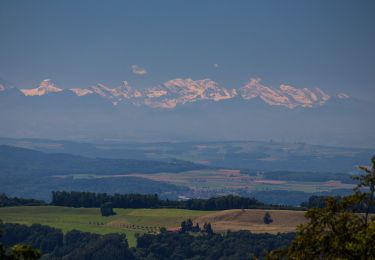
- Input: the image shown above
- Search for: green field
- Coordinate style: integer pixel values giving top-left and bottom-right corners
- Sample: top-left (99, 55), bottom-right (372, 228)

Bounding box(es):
top-left (0, 206), bottom-right (212, 247)
top-left (126, 169), bottom-right (354, 193)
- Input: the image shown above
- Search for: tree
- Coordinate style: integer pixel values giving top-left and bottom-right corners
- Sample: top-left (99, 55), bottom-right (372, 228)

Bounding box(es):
top-left (263, 212), bottom-right (273, 224)
top-left (300, 195), bottom-right (330, 209)
top-left (0, 221), bottom-right (41, 260)
top-left (180, 219), bottom-right (193, 233)
top-left (0, 242), bottom-right (6, 259)
top-left (100, 202), bottom-right (116, 216)
top-left (268, 156), bottom-right (375, 259)
top-left (193, 223), bottom-right (201, 232)
top-left (10, 244), bottom-right (41, 260)
top-left (203, 223), bottom-right (213, 235)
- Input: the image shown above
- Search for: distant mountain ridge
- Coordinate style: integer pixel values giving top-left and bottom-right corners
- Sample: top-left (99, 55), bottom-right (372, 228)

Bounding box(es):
top-left (0, 76), bottom-right (373, 148)
top-left (1, 77), bottom-right (350, 109)
top-left (0, 145), bottom-right (205, 176)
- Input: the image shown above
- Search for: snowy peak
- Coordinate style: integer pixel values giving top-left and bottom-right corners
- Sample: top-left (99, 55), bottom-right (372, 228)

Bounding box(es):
top-left (70, 81), bottom-right (143, 105)
top-left (21, 79), bottom-right (63, 96)
top-left (69, 88), bottom-right (93, 96)
top-left (279, 85), bottom-right (330, 107)
top-left (115, 81), bottom-right (143, 99)
top-left (240, 78), bottom-right (292, 107)
top-left (240, 78), bottom-right (331, 108)
top-left (144, 78), bottom-right (236, 108)
top-left (163, 78), bottom-right (236, 102)
top-left (161, 78), bottom-right (235, 102)
top-left (4, 76), bottom-right (346, 109)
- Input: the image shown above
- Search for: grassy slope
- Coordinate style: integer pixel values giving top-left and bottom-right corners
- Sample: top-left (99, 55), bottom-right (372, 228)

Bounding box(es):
top-left (0, 206), bottom-right (307, 247)
top-left (195, 209), bottom-right (307, 233)
top-left (0, 206), bottom-right (210, 246)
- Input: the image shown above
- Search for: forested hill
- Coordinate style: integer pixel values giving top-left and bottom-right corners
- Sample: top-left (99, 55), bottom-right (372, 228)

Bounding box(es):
top-left (0, 145), bottom-right (205, 176)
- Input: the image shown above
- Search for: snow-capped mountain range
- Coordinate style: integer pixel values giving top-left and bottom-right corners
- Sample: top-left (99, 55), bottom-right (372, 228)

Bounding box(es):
top-left (0, 76), bottom-right (374, 148)
top-left (0, 77), bottom-right (349, 109)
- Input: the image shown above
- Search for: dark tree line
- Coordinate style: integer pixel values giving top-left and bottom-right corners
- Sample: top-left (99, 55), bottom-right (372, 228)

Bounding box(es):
top-left (301, 194), bottom-right (375, 213)
top-left (0, 221), bottom-right (41, 260)
top-left (0, 193), bottom-right (46, 207)
top-left (0, 221), bottom-right (294, 259)
top-left (1, 223), bottom-right (63, 254)
top-left (180, 219), bottom-right (202, 233)
top-left (136, 230), bottom-right (294, 259)
top-left (300, 195), bottom-right (340, 209)
top-left (52, 191), bottom-right (160, 208)
top-left (181, 196), bottom-right (262, 210)
top-left (52, 191), bottom-right (269, 211)
top-left (0, 222), bottom-right (134, 259)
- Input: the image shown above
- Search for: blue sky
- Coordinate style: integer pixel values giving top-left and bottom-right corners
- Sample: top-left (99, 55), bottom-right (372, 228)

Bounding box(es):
top-left (0, 0), bottom-right (374, 100)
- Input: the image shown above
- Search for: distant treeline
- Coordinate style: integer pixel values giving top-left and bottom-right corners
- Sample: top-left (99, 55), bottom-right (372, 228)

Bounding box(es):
top-left (300, 195), bottom-right (338, 208)
top-left (0, 193), bottom-right (46, 207)
top-left (301, 195), bottom-right (375, 213)
top-left (51, 191), bottom-right (300, 210)
top-left (52, 191), bottom-right (161, 209)
top-left (0, 222), bottom-right (294, 259)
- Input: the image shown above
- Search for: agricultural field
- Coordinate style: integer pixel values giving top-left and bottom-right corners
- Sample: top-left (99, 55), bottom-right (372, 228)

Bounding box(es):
top-left (195, 209), bottom-right (307, 233)
top-left (0, 143), bottom-right (361, 205)
top-left (125, 169), bottom-right (354, 194)
top-left (59, 168), bottom-right (355, 205)
top-left (0, 206), bottom-right (209, 246)
top-left (0, 206), bottom-right (307, 247)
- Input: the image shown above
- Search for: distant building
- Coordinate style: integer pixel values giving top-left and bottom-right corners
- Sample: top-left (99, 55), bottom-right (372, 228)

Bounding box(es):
top-left (167, 227), bottom-right (181, 233)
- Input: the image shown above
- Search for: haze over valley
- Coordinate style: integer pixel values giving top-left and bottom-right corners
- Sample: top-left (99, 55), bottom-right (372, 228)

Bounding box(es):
top-left (1, 1), bottom-right (375, 258)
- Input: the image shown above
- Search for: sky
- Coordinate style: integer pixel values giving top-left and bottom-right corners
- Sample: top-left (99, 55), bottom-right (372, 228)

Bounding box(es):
top-left (0, 0), bottom-right (374, 100)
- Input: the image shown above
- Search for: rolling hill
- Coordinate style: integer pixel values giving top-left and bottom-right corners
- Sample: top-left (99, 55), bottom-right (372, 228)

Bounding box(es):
top-left (0, 145), bottom-right (205, 176)
top-left (0, 206), bottom-right (305, 247)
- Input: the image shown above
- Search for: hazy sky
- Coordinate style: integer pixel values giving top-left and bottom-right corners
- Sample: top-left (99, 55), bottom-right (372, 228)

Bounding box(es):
top-left (1, 0), bottom-right (374, 100)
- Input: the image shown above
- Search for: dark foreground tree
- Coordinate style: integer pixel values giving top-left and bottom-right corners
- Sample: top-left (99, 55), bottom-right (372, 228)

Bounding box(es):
top-left (268, 156), bottom-right (375, 259)
top-left (0, 221), bottom-right (41, 260)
